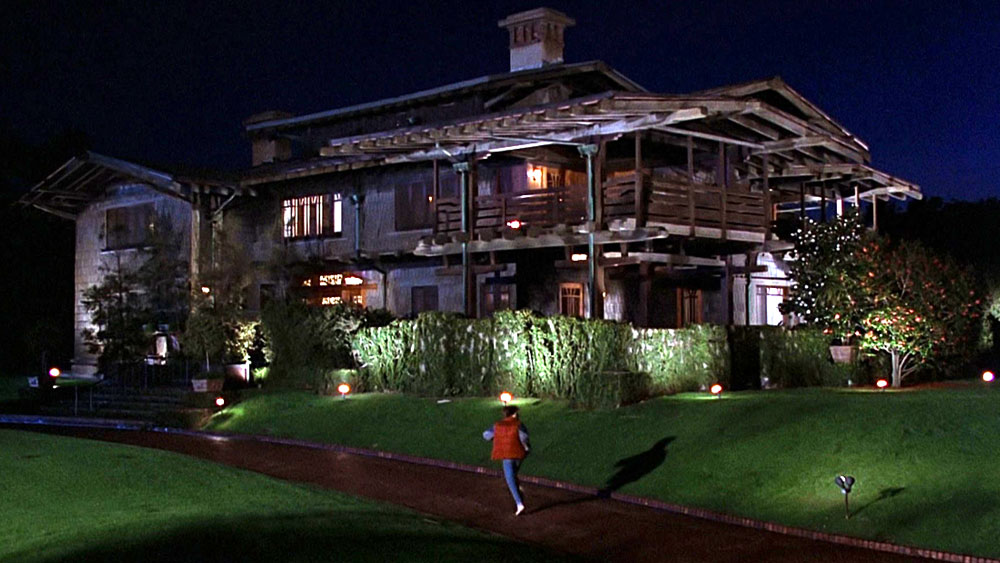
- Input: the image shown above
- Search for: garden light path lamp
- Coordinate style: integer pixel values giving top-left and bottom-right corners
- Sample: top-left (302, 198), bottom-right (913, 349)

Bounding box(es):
top-left (710, 384), bottom-right (723, 398)
top-left (215, 396), bottom-right (226, 408)
top-left (338, 383), bottom-right (351, 399)
top-left (983, 371), bottom-right (995, 383)
top-left (499, 391), bottom-right (512, 406)
top-left (876, 379), bottom-right (888, 391)
top-left (48, 367), bottom-right (60, 378)
top-left (834, 475), bottom-right (856, 519)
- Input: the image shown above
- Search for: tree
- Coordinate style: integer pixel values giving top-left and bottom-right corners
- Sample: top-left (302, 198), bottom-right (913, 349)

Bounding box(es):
top-left (783, 217), bottom-right (981, 387)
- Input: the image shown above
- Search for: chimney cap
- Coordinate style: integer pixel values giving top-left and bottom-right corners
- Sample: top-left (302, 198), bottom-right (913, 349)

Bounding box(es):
top-left (498, 7), bottom-right (576, 29)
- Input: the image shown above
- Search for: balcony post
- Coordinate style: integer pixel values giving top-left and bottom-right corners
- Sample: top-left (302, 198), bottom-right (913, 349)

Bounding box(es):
top-left (579, 143), bottom-right (600, 319)
top-left (454, 161), bottom-right (473, 317)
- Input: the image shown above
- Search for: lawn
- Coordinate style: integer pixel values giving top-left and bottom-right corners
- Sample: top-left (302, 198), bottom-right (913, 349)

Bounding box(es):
top-left (206, 384), bottom-right (1000, 558)
top-left (0, 429), bottom-right (574, 563)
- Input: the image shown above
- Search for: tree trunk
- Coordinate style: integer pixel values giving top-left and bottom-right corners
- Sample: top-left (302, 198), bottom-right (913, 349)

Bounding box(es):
top-left (890, 350), bottom-right (903, 388)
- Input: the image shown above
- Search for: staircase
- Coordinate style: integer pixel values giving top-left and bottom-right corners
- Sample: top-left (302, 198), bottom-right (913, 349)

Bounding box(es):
top-left (39, 383), bottom-right (211, 427)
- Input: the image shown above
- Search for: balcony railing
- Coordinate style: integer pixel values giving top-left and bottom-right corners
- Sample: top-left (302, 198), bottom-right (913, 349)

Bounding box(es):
top-left (435, 174), bottom-right (767, 238)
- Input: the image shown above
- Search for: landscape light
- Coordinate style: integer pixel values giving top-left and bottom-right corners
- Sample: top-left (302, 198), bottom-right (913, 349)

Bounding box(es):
top-left (710, 384), bottom-right (723, 398)
top-left (983, 371), bottom-right (995, 383)
top-left (338, 383), bottom-right (351, 399)
top-left (834, 475), bottom-right (856, 519)
top-left (48, 367), bottom-right (61, 378)
top-left (506, 219), bottom-right (522, 230)
top-left (876, 379), bottom-right (888, 390)
top-left (499, 391), bottom-right (513, 405)
top-left (215, 396), bottom-right (225, 407)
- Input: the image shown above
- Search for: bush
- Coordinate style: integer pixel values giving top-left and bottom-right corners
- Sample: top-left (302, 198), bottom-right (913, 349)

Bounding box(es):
top-left (574, 371), bottom-right (650, 409)
top-left (627, 324), bottom-right (728, 393)
top-left (759, 326), bottom-right (851, 388)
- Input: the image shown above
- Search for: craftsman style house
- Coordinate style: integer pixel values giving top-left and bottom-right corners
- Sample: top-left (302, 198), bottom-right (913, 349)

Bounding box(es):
top-left (21, 8), bottom-right (921, 375)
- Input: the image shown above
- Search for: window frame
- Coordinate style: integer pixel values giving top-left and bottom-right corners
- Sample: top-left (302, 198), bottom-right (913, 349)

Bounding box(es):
top-left (282, 193), bottom-right (343, 239)
top-left (559, 282), bottom-right (584, 318)
top-left (104, 203), bottom-right (156, 250)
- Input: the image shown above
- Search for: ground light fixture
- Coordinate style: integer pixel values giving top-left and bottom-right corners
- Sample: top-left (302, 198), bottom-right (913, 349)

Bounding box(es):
top-left (506, 219), bottom-right (522, 229)
top-left (499, 391), bottom-right (513, 405)
top-left (876, 378), bottom-right (889, 390)
top-left (338, 383), bottom-right (351, 399)
top-left (983, 371), bottom-right (995, 383)
top-left (834, 475), bottom-right (856, 519)
top-left (710, 384), bottom-right (723, 398)
top-left (215, 396), bottom-right (225, 407)
top-left (48, 367), bottom-right (61, 378)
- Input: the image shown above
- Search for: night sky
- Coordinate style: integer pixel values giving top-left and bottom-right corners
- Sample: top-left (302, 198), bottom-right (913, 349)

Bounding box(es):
top-left (3, 0), bottom-right (998, 201)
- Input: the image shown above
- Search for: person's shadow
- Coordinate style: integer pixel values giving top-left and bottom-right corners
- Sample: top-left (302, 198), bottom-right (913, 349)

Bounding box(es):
top-left (530, 437), bottom-right (675, 514)
top-left (599, 436), bottom-right (675, 496)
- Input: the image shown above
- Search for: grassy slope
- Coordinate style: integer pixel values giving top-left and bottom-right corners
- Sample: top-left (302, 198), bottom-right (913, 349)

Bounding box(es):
top-left (0, 429), bottom-right (572, 563)
top-left (206, 386), bottom-right (1000, 558)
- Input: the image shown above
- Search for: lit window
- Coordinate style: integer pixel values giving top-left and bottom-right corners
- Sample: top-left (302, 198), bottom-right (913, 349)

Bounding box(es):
top-left (321, 296), bottom-right (343, 306)
top-left (319, 274), bottom-right (343, 286)
top-left (282, 194), bottom-right (342, 238)
top-left (559, 283), bottom-right (584, 318)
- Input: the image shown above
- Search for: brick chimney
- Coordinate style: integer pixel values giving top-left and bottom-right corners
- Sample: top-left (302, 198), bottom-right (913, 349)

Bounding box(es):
top-left (498, 8), bottom-right (575, 72)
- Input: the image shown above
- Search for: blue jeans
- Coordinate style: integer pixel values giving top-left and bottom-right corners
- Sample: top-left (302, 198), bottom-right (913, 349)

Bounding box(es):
top-left (502, 459), bottom-right (523, 506)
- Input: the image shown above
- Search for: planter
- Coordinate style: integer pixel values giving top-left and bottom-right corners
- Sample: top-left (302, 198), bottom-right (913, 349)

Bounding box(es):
top-left (191, 378), bottom-right (224, 393)
top-left (829, 345), bottom-right (857, 364)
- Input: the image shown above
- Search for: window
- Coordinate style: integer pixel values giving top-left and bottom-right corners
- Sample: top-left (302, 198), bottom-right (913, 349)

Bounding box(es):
top-left (559, 283), bottom-right (584, 317)
top-left (411, 286), bottom-right (439, 315)
top-left (758, 286), bottom-right (787, 326)
top-left (395, 182), bottom-right (434, 231)
top-left (105, 203), bottom-right (155, 250)
top-left (677, 288), bottom-right (702, 327)
top-left (298, 272), bottom-right (369, 307)
top-left (481, 283), bottom-right (513, 317)
top-left (282, 194), bottom-right (342, 238)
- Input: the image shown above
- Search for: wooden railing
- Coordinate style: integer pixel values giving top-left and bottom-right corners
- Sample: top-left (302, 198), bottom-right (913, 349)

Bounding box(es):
top-left (435, 174), bottom-right (766, 237)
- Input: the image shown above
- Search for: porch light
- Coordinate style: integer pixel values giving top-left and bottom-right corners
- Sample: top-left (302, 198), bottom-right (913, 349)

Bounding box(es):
top-left (499, 391), bottom-right (513, 405)
top-left (338, 383), bottom-right (351, 399)
top-left (876, 379), bottom-right (888, 390)
top-left (710, 384), bottom-right (723, 397)
top-left (215, 396), bottom-right (225, 407)
top-left (344, 275), bottom-right (363, 286)
top-left (570, 253), bottom-right (588, 262)
top-left (506, 219), bottom-right (522, 229)
top-left (983, 371), bottom-right (995, 383)
top-left (48, 367), bottom-right (60, 378)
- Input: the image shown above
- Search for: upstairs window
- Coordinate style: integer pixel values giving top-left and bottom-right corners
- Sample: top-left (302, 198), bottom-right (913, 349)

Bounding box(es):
top-left (395, 182), bottom-right (434, 231)
top-left (106, 203), bottom-right (155, 250)
top-left (283, 194), bottom-right (342, 238)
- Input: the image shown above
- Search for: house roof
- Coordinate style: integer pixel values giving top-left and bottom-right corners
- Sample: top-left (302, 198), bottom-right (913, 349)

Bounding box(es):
top-left (18, 152), bottom-right (244, 220)
top-left (244, 60), bottom-right (645, 133)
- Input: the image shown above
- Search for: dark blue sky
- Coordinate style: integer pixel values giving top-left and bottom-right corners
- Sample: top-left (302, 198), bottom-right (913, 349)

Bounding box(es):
top-left (3, 1), bottom-right (997, 200)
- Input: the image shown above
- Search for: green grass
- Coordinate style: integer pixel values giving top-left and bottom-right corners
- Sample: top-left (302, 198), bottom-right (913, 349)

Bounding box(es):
top-left (206, 385), bottom-right (1000, 558)
top-left (0, 429), bottom-right (573, 563)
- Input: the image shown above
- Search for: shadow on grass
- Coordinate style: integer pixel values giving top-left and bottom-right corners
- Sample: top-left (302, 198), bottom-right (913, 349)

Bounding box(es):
top-left (21, 510), bottom-right (575, 563)
top-left (850, 486), bottom-right (906, 518)
top-left (532, 437), bottom-right (675, 514)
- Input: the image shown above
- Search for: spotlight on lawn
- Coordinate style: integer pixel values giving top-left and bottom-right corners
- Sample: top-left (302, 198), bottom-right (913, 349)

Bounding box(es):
top-left (983, 371), bottom-right (995, 383)
top-left (499, 391), bottom-right (513, 405)
top-left (337, 383), bottom-right (351, 399)
top-left (834, 475), bottom-right (856, 519)
top-left (214, 396), bottom-right (225, 407)
top-left (48, 367), bottom-right (61, 378)
top-left (710, 383), bottom-right (723, 398)
top-left (876, 379), bottom-right (888, 390)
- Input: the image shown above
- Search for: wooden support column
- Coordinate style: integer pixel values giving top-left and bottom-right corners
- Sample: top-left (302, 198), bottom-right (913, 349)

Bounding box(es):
top-left (687, 136), bottom-right (696, 236)
top-left (432, 159), bottom-right (440, 234)
top-left (871, 193), bottom-right (878, 231)
top-left (634, 132), bottom-right (646, 228)
top-left (820, 182), bottom-right (827, 223)
top-left (762, 153), bottom-right (771, 240)
top-left (718, 142), bottom-right (728, 241)
top-left (744, 251), bottom-right (756, 326)
top-left (725, 255), bottom-right (734, 326)
top-left (579, 143), bottom-right (601, 319)
top-left (799, 183), bottom-right (807, 231)
top-left (595, 138), bottom-right (606, 227)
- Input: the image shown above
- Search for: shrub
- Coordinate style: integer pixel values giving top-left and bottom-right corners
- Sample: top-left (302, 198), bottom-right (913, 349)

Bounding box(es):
top-left (627, 324), bottom-right (728, 393)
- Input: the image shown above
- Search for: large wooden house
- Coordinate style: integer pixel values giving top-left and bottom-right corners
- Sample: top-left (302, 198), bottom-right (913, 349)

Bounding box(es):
top-left (22, 8), bottom-right (921, 376)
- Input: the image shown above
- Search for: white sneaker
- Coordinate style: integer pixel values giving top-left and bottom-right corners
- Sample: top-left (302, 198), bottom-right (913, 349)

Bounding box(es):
top-left (515, 504), bottom-right (525, 516)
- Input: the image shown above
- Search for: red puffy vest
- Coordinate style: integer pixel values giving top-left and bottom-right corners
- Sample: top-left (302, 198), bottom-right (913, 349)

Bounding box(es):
top-left (491, 417), bottom-right (527, 460)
